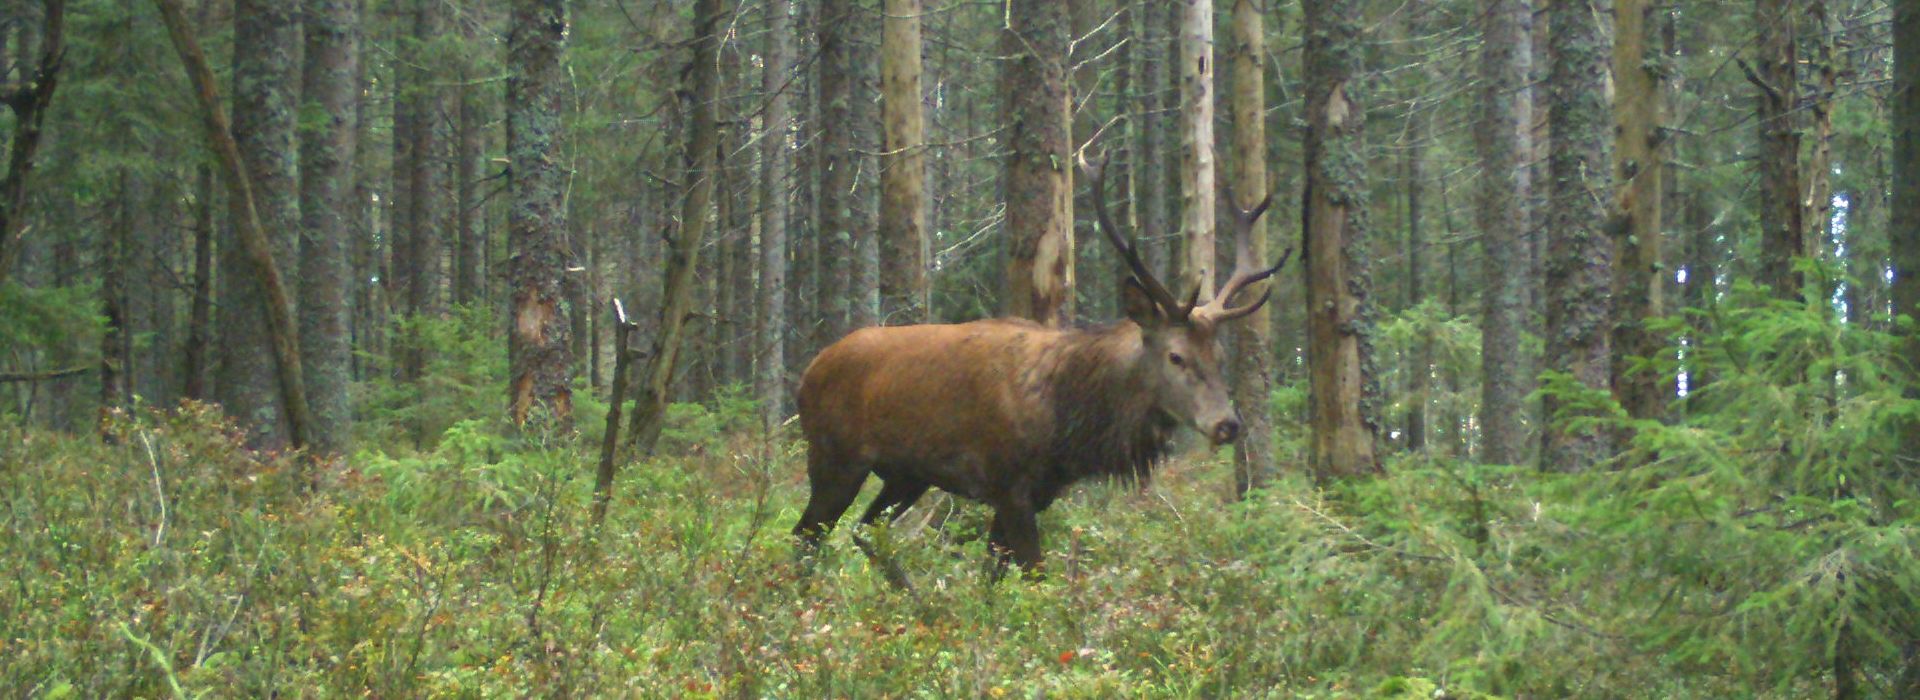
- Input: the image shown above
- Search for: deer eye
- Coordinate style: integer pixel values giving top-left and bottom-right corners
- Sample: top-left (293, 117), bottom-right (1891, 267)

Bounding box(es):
top-left (1168, 352), bottom-right (1186, 368)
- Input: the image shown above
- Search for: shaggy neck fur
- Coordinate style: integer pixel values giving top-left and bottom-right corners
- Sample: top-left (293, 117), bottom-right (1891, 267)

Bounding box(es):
top-left (1040, 322), bottom-right (1176, 493)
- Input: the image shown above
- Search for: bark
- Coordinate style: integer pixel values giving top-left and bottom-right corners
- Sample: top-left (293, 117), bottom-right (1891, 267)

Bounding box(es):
top-left (1227, 0), bottom-right (1273, 496)
top-left (153, 0), bottom-right (314, 451)
top-left (401, 0), bottom-right (447, 381)
top-left (1752, 0), bottom-right (1804, 299)
top-left (1611, 0), bottom-right (1667, 421)
top-left (506, 0), bottom-right (573, 427)
top-left (761, 0), bottom-right (793, 430)
top-left (101, 173), bottom-right (133, 422)
top-left (298, 0), bottom-right (360, 455)
top-left (879, 0), bottom-right (929, 324)
top-left (627, 0), bottom-right (724, 455)
top-left (216, 0), bottom-right (302, 449)
top-left (1895, 0), bottom-right (1920, 482)
top-left (1406, 131), bottom-right (1428, 452)
top-left (454, 33), bottom-right (485, 308)
top-left (1302, 0), bottom-right (1380, 481)
top-left (183, 166), bottom-right (215, 401)
top-left (1478, 0), bottom-right (1535, 465)
top-left (1541, 0), bottom-right (1616, 472)
top-left (815, 0), bottom-right (855, 347)
top-left (1176, 0), bottom-right (1214, 301)
top-left (0, 0), bottom-right (62, 288)
top-left (1805, 0), bottom-right (1836, 296)
top-left (1001, 0), bottom-right (1073, 326)
top-left (1132, 0), bottom-right (1170, 278)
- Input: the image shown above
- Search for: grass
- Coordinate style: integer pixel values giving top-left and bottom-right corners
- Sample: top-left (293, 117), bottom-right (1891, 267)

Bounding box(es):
top-left (0, 401), bottom-right (1896, 698)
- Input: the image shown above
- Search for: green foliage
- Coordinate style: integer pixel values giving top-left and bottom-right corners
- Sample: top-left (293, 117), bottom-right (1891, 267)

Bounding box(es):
top-left (354, 305), bottom-right (511, 447)
top-left (0, 282), bottom-right (103, 362)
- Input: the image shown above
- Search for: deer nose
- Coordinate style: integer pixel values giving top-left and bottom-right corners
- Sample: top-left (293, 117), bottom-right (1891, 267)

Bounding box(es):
top-left (1211, 418), bottom-right (1242, 444)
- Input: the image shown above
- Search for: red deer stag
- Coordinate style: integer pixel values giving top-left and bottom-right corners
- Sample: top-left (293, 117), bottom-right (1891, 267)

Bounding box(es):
top-left (791, 153), bottom-right (1289, 581)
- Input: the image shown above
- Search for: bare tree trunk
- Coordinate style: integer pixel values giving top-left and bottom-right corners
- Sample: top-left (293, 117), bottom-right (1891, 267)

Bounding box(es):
top-left (1132, 0), bottom-right (1170, 279)
top-left (879, 0), bottom-right (929, 325)
top-left (298, 0), bottom-right (360, 455)
top-left (153, 0), bottom-right (314, 451)
top-left (1805, 0), bottom-right (1837, 298)
top-left (1302, 0), bottom-right (1380, 481)
top-left (760, 0), bottom-right (793, 430)
top-left (627, 0), bottom-right (724, 455)
top-left (1002, 0), bottom-right (1073, 326)
top-left (1893, 0), bottom-right (1920, 487)
top-left (815, 0), bottom-right (855, 346)
top-left (0, 0), bottom-right (63, 288)
top-left (1226, 0), bottom-right (1273, 496)
top-left (401, 0), bottom-right (446, 382)
top-left (1176, 0), bottom-right (1214, 302)
top-left (100, 172), bottom-right (133, 426)
top-left (506, 0), bottom-right (574, 427)
top-left (1406, 131), bottom-right (1428, 452)
top-left (1541, 0), bottom-right (1616, 472)
top-left (183, 166), bottom-right (215, 400)
top-left (454, 26), bottom-right (485, 308)
top-left (215, 0), bottom-right (301, 449)
top-left (1611, 0), bottom-right (1667, 421)
top-left (1478, 0), bottom-right (1535, 465)
top-left (1752, 0), bottom-right (1804, 299)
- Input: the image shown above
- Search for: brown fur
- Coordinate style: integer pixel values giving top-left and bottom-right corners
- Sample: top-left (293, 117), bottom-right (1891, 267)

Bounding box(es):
top-left (791, 305), bottom-right (1238, 580)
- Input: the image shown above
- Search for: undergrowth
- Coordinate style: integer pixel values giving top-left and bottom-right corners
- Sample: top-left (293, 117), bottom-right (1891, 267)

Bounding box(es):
top-left (2, 291), bottom-right (1915, 698)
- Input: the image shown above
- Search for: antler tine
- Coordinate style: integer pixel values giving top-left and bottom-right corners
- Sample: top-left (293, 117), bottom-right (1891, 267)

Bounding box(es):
top-left (1078, 150), bottom-right (1183, 316)
top-left (1199, 185), bottom-right (1289, 324)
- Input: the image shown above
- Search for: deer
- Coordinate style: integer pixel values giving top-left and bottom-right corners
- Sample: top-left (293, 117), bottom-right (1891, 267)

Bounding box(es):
top-left (790, 152), bottom-right (1290, 583)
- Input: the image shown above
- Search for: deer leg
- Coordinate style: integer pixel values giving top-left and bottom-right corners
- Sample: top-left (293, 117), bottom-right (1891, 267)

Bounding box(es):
top-left (850, 478), bottom-right (930, 590)
top-left (998, 506), bottom-right (1045, 581)
top-left (858, 478), bottom-right (931, 525)
top-left (985, 511), bottom-right (1013, 582)
top-left (791, 452), bottom-right (868, 556)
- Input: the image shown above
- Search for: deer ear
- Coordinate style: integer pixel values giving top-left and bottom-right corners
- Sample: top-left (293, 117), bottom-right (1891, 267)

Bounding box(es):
top-left (1121, 277), bottom-right (1165, 329)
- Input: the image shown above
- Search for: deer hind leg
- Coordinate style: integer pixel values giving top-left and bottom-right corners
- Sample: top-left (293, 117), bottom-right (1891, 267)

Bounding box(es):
top-left (986, 506), bottom-right (1044, 583)
top-left (791, 447), bottom-right (868, 555)
top-left (850, 477), bottom-right (930, 590)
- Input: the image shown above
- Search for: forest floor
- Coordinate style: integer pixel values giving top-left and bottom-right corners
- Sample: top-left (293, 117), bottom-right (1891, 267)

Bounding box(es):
top-left (0, 402), bottom-right (1878, 698)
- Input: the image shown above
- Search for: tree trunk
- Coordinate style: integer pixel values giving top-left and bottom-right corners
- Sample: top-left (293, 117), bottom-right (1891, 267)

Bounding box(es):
top-left (879, 0), bottom-right (929, 325)
top-left (1176, 0), bottom-right (1214, 302)
top-left (183, 166), bottom-right (215, 401)
top-left (298, 0), bottom-right (360, 455)
top-left (0, 0), bottom-right (63, 288)
top-left (454, 34), bottom-right (485, 308)
top-left (1226, 0), bottom-right (1274, 496)
top-left (506, 0), bottom-right (574, 427)
top-left (1405, 130), bottom-right (1428, 452)
top-left (1478, 0), bottom-right (1535, 465)
top-left (815, 0), bottom-right (855, 347)
top-left (100, 172), bottom-right (133, 425)
top-left (627, 0), bottom-right (724, 455)
top-left (1541, 0), bottom-right (1616, 472)
top-left (216, 0), bottom-right (301, 449)
top-left (153, 0), bottom-right (314, 451)
top-left (1805, 0), bottom-right (1837, 299)
top-left (1302, 0), bottom-right (1380, 481)
top-left (1611, 0), bottom-right (1667, 421)
top-left (1893, 0), bottom-right (1920, 486)
top-left (1001, 0), bottom-right (1073, 326)
top-left (1752, 0), bottom-right (1804, 299)
top-left (760, 0), bottom-right (793, 431)
top-left (1132, 0), bottom-right (1171, 279)
top-left (401, 0), bottom-right (447, 381)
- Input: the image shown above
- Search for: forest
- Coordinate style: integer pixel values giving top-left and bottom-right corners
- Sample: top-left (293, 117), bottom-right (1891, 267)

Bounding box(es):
top-left (1, 0), bottom-right (1917, 696)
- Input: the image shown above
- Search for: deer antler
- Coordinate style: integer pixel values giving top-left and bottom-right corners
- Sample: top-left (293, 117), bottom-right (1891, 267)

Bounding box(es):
top-left (1078, 150), bottom-right (1186, 319)
top-left (1195, 184), bottom-right (1292, 324)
